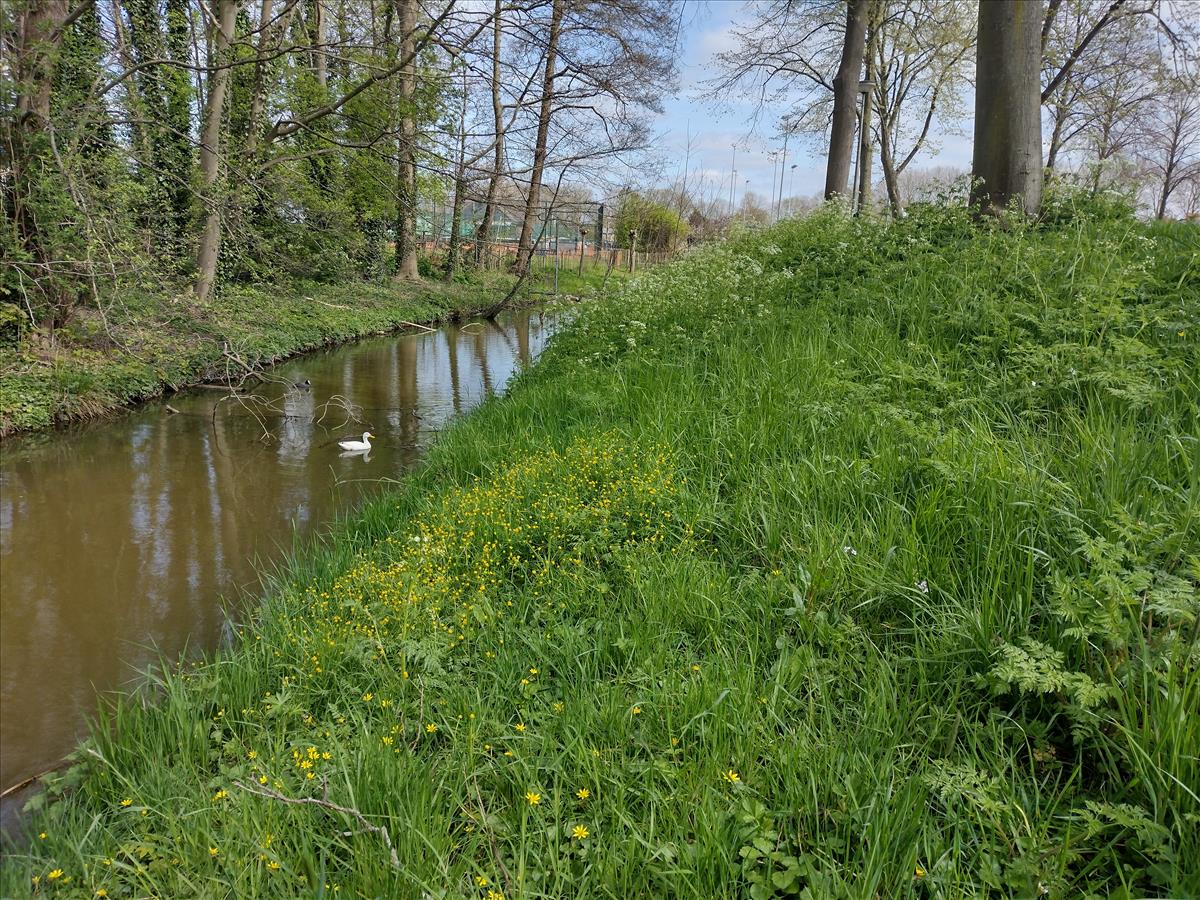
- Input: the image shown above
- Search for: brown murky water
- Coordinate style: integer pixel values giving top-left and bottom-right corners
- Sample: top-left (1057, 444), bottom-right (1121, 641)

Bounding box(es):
top-left (0, 310), bottom-right (555, 816)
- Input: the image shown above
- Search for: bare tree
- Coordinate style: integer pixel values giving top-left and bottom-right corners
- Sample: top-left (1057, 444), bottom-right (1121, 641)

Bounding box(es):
top-left (1140, 69), bottom-right (1200, 218)
top-left (474, 0), bottom-right (506, 265)
top-left (873, 0), bottom-right (974, 215)
top-left (514, 0), bottom-right (564, 276)
top-left (706, 0), bottom-right (970, 215)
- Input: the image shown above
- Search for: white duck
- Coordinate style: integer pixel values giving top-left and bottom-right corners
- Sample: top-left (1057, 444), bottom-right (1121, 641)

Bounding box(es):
top-left (338, 431), bottom-right (374, 451)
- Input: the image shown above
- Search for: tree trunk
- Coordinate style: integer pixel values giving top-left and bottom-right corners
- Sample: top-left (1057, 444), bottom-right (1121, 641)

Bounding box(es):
top-left (879, 130), bottom-right (904, 216)
top-left (1045, 99), bottom-right (1069, 173)
top-left (855, 2), bottom-right (881, 214)
top-left (824, 0), bottom-right (868, 201)
top-left (314, 0), bottom-right (328, 90)
top-left (446, 67), bottom-right (468, 281)
top-left (515, 0), bottom-right (564, 276)
top-left (970, 0), bottom-right (1043, 216)
top-left (475, 0), bottom-right (504, 267)
top-left (245, 0), bottom-right (277, 157)
top-left (393, 0), bottom-right (419, 281)
top-left (14, 0), bottom-right (68, 132)
top-left (1156, 115), bottom-right (1183, 219)
top-left (10, 0), bottom-right (70, 320)
top-left (194, 0), bottom-right (239, 302)
top-left (446, 173), bottom-right (465, 279)
top-left (163, 0), bottom-right (194, 242)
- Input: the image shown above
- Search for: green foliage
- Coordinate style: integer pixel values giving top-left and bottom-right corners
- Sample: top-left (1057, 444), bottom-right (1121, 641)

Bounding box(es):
top-left (4, 207), bottom-right (1198, 898)
top-left (0, 303), bottom-right (29, 349)
top-left (614, 193), bottom-right (689, 251)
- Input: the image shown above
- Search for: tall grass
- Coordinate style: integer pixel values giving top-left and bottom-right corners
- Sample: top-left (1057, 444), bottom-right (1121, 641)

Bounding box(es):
top-left (3, 201), bottom-right (1197, 899)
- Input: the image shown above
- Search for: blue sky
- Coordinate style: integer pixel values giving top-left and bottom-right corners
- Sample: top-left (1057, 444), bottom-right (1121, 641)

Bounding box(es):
top-left (652, 0), bottom-right (976, 205)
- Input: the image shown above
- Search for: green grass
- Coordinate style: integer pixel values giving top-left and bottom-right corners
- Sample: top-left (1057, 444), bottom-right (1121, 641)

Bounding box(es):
top-left (524, 256), bottom-right (634, 299)
top-left (3, 204), bottom-right (1198, 899)
top-left (0, 271), bottom-right (518, 437)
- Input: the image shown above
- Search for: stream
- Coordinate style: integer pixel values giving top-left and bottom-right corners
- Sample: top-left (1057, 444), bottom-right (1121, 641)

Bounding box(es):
top-left (0, 309), bottom-right (556, 829)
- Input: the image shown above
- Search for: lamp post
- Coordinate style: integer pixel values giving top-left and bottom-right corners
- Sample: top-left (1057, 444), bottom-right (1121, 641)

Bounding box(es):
top-left (852, 78), bottom-right (875, 214)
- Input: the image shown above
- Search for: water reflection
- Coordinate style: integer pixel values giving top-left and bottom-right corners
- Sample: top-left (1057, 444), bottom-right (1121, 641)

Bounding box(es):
top-left (0, 309), bottom-right (554, 803)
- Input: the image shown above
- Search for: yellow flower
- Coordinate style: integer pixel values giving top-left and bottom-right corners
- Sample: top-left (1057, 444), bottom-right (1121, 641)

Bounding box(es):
top-left (259, 774), bottom-right (269, 784)
top-left (475, 875), bottom-right (490, 886)
top-left (571, 824), bottom-right (590, 840)
top-left (361, 692), bottom-right (374, 702)
top-left (529, 668), bottom-right (538, 675)
top-left (96, 890), bottom-right (109, 898)
top-left (513, 723), bottom-right (526, 733)
top-left (247, 750), bottom-right (258, 759)
top-left (524, 790), bottom-right (541, 806)
top-left (119, 798), bottom-right (133, 807)
top-left (575, 787), bottom-right (590, 801)
top-left (425, 723), bottom-right (438, 734)
top-left (209, 847), bottom-right (219, 857)
top-left (691, 664), bottom-right (701, 672)
top-left (382, 736), bottom-right (394, 746)
top-left (267, 860), bottom-right (281, 871)
top-left (48, 869), bottom-right (64, 880)
top-left (632, 706), bottom-right (642, 715)
top-left (212, 789), bottom-right (228, 801)
top-left (723, 770), bottom-right (741, 784)
top-left (37, 832), bottom-right (46, 840)
top-left (915, 865), bottom-right (926, 879)
top-left (486, 891), bottom-right (504, 900)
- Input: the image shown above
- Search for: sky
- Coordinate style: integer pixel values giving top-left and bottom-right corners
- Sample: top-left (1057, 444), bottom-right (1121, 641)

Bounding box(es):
top-left (651, 0), bottom-right (976, 207)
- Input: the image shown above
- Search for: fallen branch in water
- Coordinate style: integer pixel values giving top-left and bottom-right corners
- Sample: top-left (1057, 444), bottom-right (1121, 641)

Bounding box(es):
top-left (234, 778), bottom-right (400, 870)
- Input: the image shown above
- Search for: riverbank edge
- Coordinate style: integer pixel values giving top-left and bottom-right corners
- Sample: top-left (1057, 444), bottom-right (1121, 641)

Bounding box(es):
top-left (0, 275), bottom-right (527, 440)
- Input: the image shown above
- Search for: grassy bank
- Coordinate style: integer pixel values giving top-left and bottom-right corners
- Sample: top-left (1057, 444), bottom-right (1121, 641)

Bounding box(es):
top-left (0, 264), bottom-right (622, 438)
top-left (0, 277), bottom-right (496, 437)
top-left (3, 204), bottom-right (1198, 898)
